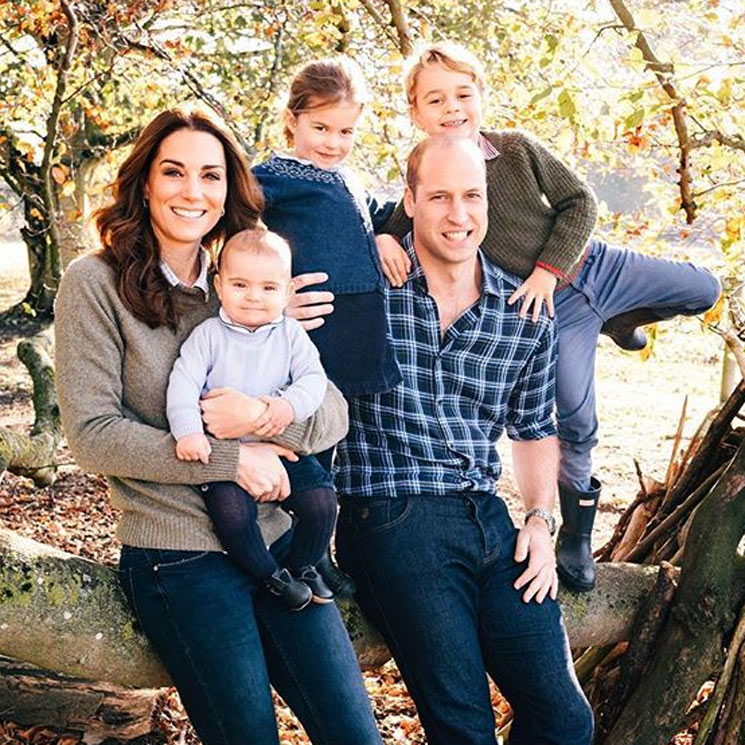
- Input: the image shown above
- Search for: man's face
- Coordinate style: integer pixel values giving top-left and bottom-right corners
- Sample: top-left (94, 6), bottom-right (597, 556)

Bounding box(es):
top-left (404, 143), bottom-right (487, 271)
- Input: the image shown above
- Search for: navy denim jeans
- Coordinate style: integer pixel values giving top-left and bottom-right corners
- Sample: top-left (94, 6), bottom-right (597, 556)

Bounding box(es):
top-left (336, 492), bottom-right (594, 745)
top-left (118, 532), bottom-right (381, 745)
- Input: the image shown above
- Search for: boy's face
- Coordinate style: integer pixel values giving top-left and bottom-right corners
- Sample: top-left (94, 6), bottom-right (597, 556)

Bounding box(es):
top-left (215, 249), bottom-right (292, 330)
top-left (410, 65), bottom-right (483, 144)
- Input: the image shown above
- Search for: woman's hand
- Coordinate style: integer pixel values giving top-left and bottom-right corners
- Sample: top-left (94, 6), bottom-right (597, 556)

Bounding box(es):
top-left (287, 272), bottom-right (335, 331)
top-left (376, 234), bottom-right (411, 288)
top-left (237, 442), bottom-right (298, 502)
top-left (507, 266), bottom-right (558, 322)
top-left (201, 389), bottom-right (267, 439)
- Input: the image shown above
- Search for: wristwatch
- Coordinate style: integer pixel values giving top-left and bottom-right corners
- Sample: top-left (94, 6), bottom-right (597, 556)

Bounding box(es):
top-left (524, 508), bottom-right (557, 536)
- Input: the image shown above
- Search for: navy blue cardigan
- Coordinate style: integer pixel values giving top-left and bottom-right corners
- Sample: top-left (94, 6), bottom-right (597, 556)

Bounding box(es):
top-left (253, 154), bottom-right (401, 396)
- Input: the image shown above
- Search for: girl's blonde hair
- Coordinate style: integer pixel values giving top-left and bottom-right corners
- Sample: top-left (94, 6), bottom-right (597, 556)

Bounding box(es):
top-left (403, 42), bottom-right (487, 106)
top-left (283, 56), bottom-right (368, 145)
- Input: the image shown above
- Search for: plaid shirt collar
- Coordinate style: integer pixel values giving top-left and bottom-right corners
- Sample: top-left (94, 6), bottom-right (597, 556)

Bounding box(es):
top-left (159, 248), bottom-right (211, 296)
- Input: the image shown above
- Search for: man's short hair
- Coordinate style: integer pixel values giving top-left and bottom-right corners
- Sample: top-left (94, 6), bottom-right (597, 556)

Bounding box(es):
top-left (406, 135), bottom-right (485, 197)
top-left (403, 42), bottom-right (488, 105)
top-left (218, 228), bottom-right (292, 275)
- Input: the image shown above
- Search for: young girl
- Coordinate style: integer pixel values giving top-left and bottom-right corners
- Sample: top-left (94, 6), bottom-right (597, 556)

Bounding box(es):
top-left (252, 56), bottom-right (401, 594)
top-left (252, 56), bottom-right (400, 399)
top-left (377, 42), bottom-right (721, 593)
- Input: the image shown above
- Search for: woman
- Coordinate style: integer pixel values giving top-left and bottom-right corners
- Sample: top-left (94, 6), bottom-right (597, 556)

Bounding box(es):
top-left (55, 107), bottom-right (381, 745)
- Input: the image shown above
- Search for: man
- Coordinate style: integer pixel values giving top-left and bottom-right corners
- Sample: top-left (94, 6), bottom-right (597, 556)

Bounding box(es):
top-left (335, 135), bottom-right (593, 745)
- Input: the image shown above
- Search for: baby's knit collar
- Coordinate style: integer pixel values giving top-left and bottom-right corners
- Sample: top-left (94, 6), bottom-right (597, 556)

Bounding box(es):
top-left (218, 307), bottom-right (284, 336)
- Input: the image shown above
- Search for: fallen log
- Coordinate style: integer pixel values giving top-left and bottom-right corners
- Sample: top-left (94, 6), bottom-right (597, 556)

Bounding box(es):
top-left (0, 527), bottom-right (664, 688)
top-left (0, 656), bottom-right (158, 743)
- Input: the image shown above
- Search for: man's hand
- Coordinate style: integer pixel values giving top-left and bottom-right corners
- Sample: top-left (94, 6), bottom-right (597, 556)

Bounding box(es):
top-left (175, 433), bottom-right (212, 464)
top-left (376, 234), bottom-right (411, 288)
top-left (237, 442), bottom-right (298, 502)
top-left (286, 272), bottom-right (335, 331)
top-left (508, 266), bottom-right (558, 322)
top-left (513, 517), bottom-right (558, 603)
top-left (201, 388), bottom-right (267, 439)
top-left (249, 396), bottom-right (295, 438)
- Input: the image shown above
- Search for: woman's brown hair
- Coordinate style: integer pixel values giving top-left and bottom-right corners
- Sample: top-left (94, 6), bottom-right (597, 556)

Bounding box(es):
top-left (95, 107), bottom-right (264, 330)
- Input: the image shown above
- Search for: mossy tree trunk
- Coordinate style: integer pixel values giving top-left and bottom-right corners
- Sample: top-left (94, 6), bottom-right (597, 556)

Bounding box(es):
top-left (0, 331), bottom-right (60, 487)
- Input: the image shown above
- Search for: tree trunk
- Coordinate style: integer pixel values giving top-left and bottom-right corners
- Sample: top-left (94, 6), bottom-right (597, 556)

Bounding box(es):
top-left (0, 331), bottom-right (60, 486)
top-left (603, 437), bottom-right (745, 745)
top-left (0, 656), bottom-right (158, 743)
top-left (0, 527), bottom-right (663, 689)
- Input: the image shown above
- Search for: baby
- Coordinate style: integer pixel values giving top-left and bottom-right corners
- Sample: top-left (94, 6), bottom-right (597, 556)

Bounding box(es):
top-left (167, 228), bottom-right (337, 610)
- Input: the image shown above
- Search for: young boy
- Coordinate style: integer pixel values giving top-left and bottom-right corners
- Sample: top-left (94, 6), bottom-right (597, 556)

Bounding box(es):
top-left (378, 42), bottom-right (720, 592)
top-left (167, 228), bottom-right (337, 610)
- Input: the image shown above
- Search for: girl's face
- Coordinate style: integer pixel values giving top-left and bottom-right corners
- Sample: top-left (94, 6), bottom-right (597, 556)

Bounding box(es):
top-left (144, 128), bottom-right (228, 258)
top-left (286, 101), bottom-right (362, 169)
top-left (410, 65), bottom-right (483, 144)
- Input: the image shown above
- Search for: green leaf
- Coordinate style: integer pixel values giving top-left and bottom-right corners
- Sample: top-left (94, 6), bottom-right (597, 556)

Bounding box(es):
top-left (530, 86), bottom-right (553, 104)
top-left (557, 89), bottom-right (576, 121)
top-left (624, 107), bottom-right (645, 130)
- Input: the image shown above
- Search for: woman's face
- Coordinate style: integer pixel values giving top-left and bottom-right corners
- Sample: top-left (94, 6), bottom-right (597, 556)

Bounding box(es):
top-left (144, 128), bottom-right (228, 257)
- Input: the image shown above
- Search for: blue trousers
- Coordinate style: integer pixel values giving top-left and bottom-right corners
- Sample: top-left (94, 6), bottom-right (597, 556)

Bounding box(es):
top-left (555, 239), bottom-right (720, 490)
top-left (336, 493), bottom-right (594, 745)
top-left (118, 534), bottom-right (381, 745)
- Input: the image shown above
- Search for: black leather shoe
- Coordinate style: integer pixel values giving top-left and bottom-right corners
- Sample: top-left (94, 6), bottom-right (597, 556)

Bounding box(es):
top-left (556, 478), bottom-right (601, 593)
top-left (316, 549), bottom-right (357, 598)
top-left (294, 565), bottom-right (335, 604)
top-left (600, 309), bottom-right (664, 351)
top-left (265, 567), bottom-right (312, 611)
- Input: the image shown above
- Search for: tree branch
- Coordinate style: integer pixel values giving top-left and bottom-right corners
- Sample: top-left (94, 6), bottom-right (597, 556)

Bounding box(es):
top-left (40, 0), bottom-right (79, 285)
top-left (689, 131), bottom-right (745, 152)
top-left (124, 32), bottom-right (252, 155)
top-left (358, 0), bottom-right (401, 49)
top-left (383, 0), bottom-right (413, 56)
top-left (608, 0), bottom-right (696, 223)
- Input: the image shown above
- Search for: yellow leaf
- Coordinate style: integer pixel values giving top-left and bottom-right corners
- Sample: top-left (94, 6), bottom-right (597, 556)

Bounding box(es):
top-left (703, 294), bottom-right (725, 326)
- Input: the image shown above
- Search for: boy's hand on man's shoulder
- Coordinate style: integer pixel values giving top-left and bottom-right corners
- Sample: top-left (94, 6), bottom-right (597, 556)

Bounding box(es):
top-left (508, 266), bottom-right (558, 322)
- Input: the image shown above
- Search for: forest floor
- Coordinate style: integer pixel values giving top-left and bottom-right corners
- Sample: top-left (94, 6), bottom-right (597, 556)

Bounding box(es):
top-left (0, 239), bottom-right (723, 744)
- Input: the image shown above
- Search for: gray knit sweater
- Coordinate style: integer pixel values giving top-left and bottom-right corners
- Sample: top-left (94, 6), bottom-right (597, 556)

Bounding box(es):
top-left (385, 129), bottom-right (598, 282)
top-left (55, 255), bottom-right (349, 551)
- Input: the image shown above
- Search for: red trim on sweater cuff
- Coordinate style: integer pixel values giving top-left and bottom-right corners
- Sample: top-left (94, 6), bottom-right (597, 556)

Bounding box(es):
top-left (535, 261), bottom-right (568, 279)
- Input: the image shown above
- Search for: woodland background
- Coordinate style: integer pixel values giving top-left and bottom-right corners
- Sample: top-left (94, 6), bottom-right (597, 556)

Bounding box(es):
top-left (1, 1), bottom-right (745, 744)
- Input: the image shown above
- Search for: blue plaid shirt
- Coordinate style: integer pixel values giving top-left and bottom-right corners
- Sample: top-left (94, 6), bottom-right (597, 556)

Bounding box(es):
top-left (335, 234), bottom-right (557, 498)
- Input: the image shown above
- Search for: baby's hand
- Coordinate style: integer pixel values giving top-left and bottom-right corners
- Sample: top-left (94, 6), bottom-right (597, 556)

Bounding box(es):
top-left (250, 396), bottom-right (295, 439)
top-left (376, 234), bottom-right (411, 288)
top-left (176, 433), bottom-right (212, 464)
top-left (508, 266), bottom-right (558, 322)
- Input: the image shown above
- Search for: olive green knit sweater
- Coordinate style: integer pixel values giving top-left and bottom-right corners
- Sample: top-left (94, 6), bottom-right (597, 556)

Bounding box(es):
top-left (384, 129), bottom-right (598, 282)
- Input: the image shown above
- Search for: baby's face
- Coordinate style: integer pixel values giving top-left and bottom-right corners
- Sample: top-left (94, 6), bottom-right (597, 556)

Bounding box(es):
top-left (216, 249), bottom-right (292, 330)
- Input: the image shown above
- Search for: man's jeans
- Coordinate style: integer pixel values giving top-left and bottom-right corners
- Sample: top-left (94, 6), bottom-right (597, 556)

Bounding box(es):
top-left (336, 492), bottom-right (594, 745)
top-left (118, 532), bottom-right (381, 745)
top-left (555, 238), bottom-right (721, 490)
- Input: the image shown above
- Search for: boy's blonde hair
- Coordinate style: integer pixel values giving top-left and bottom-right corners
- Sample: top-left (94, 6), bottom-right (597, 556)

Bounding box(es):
top-left (403, 42), bottom-right (487, 106)
top-left (219, 228), bottom-right (292, 275)
top-left (283, 56), bottom-right (368, 146)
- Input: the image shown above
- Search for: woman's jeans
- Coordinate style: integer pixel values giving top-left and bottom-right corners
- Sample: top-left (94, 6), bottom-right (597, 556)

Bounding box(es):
top-left (336, 492), bottom-right (594, 745)
top-left (118, 534), bottom-right (381, 745)
top-left (555, 238), bottom-right (720, 491)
